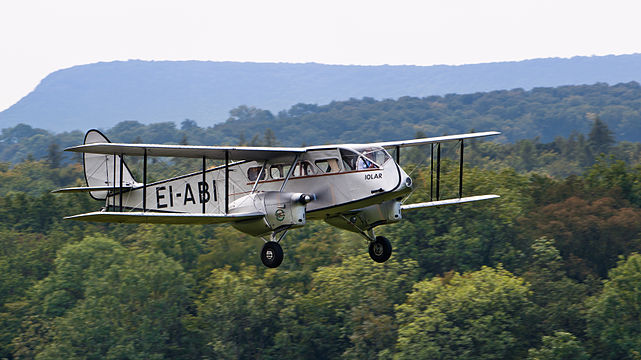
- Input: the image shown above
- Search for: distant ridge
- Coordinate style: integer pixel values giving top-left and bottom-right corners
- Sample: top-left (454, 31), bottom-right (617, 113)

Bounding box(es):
top-left (2, 54), bottom-right (641, 131)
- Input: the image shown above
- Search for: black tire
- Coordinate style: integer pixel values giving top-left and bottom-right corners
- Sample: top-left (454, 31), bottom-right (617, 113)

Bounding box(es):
top-left (369, 236), bottom-right (392, 263)
top-left (261, 241), bottom-right (284, 268)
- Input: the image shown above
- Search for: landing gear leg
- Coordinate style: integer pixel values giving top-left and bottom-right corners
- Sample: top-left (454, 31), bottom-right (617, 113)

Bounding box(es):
top-left (369, 236), bottom-right (392, 263)
top-left (338, 215), bottom-right (393, 263)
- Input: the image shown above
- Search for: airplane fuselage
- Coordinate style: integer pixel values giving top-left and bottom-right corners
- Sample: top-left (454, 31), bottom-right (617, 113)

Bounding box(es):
top-left (105, 145), bottom-right (412, 222)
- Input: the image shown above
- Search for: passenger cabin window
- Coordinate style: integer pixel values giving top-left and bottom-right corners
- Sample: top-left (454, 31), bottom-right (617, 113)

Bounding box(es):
top-left (270, 162), bottom-right (315, 179)
top-left (315, 159), bottom-right (340, 173)
top-left (247, 166), bottom-right (266, 181)
top-left (340, 149), bottom-right (359, 171)
top-left (292, 161), bottom-right (315, 177)
top-left (270, 164), bottom-right (294, 179)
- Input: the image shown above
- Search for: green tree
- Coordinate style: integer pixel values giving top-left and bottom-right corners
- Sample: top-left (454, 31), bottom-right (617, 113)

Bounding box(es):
top-left (394, 266), bottom-right (533, 360)
top-left (585, 157), bottom-right (639, 205)
top-left (384, 166), bottom-right (527, 277)
top-left (587, 253), bottom-right (641, 359)
top-left (527, 331), bottom-right (588, 360)
top-left (274, 255), bottom-right (419, 359)
top-left (180, 118), bottom-right (198, 131)
top-left (10, 236), bottom-right (127, 358)
top-left (46, 142), bottom-right (61, 169)
top-left (37, 251), bottom-right (193, 359)
top-left (35, 235), bottom-right (127, 317)
top-left (521, 196), bottom-right (641, 279)
top-left (521, 238), bottom-right (588, 338)
top-left (518, 139), bottom-right (536, 171)
top-left (588, 114), bottom-right (615, 157)
top-left (264, 128), bottom-right (278, 146)
top-left (185, 266), bottom-right (281, 359)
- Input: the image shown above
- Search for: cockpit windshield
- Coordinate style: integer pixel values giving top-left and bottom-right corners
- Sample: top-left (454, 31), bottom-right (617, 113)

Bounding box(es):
top-left (339, 146), bottom-right (391, 171)
top-left (357, 146), bottom-right (391, 166)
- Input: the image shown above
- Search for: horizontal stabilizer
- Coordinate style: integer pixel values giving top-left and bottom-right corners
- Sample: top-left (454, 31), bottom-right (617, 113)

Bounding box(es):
top-left (65, 211), bottom-right (263, 224)
top-left (52, 186), bottom-right (134, 193)
top-left (401, 195), bottom-right (500, 211)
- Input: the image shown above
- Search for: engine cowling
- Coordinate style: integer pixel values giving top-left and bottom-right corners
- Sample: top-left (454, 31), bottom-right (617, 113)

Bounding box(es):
top-left (229, 191), bottom-right (313, 236)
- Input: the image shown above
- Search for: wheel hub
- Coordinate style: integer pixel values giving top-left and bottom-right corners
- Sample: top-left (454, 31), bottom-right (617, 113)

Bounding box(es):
top-left (368, 236), bottom-right (392, 263)
top-left (265, 250), bottom-right (274, 260)
top-left (373, 243), bottom-right (384, 256)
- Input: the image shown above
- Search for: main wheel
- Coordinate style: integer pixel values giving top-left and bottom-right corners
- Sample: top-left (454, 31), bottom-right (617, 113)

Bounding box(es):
top-left (369, 236), bottom-right (392, 263)
top-left (261, 241), bottom-right (284, 268)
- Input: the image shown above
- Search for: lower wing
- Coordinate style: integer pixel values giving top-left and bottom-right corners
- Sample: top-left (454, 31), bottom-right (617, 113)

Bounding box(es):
top-left (401, 194), bottom-right (500, 211)
top-left (65, 211), bottom-right (263, 224)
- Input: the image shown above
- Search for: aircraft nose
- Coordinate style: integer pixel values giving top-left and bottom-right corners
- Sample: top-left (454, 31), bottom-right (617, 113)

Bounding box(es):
top-left (298, 193), bottom-right (315, 204)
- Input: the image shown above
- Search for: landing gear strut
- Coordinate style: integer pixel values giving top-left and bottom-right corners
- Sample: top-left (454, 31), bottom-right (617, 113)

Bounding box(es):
top-left (369, 236), bottom-right (392, 263)
top-left (337, 215), bottom-right (393, 264)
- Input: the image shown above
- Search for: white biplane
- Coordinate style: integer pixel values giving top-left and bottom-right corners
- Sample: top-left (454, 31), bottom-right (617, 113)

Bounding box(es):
top-left (56, 129), bottom-right (500, 268)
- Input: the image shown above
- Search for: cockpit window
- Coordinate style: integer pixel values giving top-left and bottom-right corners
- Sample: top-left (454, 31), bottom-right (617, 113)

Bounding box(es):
top-left (358, 147), bottom-right (391, 166)
top-left (340, 146), bottom-right (390, 171)
top-left (356, 156), bottom-right (378, 170)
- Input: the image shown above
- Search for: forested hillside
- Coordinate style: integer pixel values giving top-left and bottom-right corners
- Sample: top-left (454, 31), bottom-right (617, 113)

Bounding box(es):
top-left (2, 117), bottom-right (641, 358)
top-left (2, 54), bottom-right (641, 131)
top-left (2, 82), bottom-right (641, 167)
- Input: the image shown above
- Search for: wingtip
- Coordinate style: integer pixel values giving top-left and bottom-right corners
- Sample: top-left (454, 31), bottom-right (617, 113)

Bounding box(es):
top-left (63, 145), bottom-right (82, 152)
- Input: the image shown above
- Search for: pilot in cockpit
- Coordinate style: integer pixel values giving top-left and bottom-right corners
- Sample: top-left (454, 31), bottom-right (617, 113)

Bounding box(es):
top-left (357, 149), bottom-right (378, 170)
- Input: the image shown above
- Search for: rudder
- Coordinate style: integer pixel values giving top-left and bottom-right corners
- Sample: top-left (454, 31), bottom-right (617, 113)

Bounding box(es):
top-left (83, 129), bottom-right (137, 200)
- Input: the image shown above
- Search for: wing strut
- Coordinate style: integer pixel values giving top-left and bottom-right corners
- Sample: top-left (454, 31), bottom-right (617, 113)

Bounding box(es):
top-left (119, 153), bottom-right (124, 212)
top-left (430, 144), bottom-right (434, 201)
top-left (280, 154), bottom-right (299, 192)
top-left (436, 143), bottom-right (441, 201)
top-left (202, 156), bottom-right (206, 214)
top-left (459, 140), bottom-right (464, 198)
top-left (112, 152), bottom-right (117, 210)
top-left (251, 162), bottom-right (266, 194)
top-left (143, 149), bottom-right (147, 212)
top-left (429, 140), bottom-right (465, 200)
top-left (225, 150), bottom-right (229, 214)
top-left (404, 137), bottom-right (499, 211)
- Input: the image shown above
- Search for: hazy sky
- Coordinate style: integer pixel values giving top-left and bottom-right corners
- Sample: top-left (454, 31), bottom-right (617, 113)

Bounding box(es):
top-left (2, 0), bottom-right (641, 112)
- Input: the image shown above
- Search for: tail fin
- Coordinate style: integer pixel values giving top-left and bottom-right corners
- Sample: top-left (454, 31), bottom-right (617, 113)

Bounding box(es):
top-left (83, 130), bottom-right (137, 200)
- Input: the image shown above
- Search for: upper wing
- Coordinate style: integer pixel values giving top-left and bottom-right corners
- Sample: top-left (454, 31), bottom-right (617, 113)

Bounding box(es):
top-left (370, 131), bottom-right (500, 149)
top-left (65, 131), bottom-right (499, 160)
top-left (65, 211), bottom-right (264, 224)
top-left (65, 143), bottom-right (306, 161)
